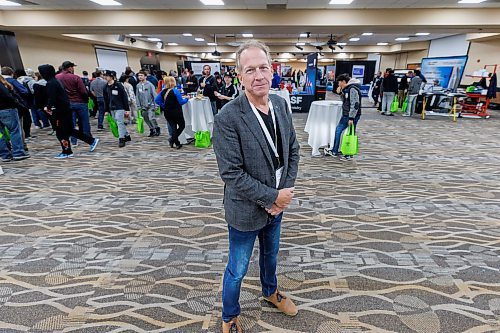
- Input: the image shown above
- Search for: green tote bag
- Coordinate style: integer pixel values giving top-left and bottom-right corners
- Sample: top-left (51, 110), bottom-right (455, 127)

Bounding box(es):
top-left (136, 112), bottom-right (144, 134)
top-left (106, 113), bottom-right (119, 138)
top-left (194, 131), bottom-right (211, 148)
top-left (390, 96), bottom-right (399, 113)
top-left (401, 97), bottom-right (409, 113)
top-left (340, 124), bottom-right (358, 156)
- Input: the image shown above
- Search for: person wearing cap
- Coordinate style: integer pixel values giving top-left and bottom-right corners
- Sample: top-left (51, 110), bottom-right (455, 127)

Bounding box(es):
top-left (56, 61), bottom-right (93, 146)
top-left (38, 64), bottom-right (99, 159)
top-left (103, 70), bottom-right (131, 148)
top-left (216, 73), bottom-right (238, 110)
top-left (136, 70), bottom-right (160, 137)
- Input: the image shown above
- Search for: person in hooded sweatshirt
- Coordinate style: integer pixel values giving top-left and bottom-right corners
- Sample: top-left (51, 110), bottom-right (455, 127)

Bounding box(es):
top-left (103, 70), bottom-right (131, 148)
top-left (38, 64), bottom-right (99, 159)
top-left (325, 73), bottom-right (362, 160)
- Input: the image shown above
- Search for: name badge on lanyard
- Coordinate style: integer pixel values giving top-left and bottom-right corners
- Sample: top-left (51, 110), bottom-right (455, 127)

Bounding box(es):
top-left (249, 100), bottom-right (283, 189)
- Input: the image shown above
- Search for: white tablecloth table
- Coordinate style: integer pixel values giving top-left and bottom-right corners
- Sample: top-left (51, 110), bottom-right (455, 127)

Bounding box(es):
top-left (304, 100), bottom-right (343, 156)
top-left (179, 98), bottom-right (214, 145)
top-left (269, 89), bottom-right (292, 113)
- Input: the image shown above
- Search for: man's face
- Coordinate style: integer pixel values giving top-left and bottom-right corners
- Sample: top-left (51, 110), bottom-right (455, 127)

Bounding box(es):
top-left (105, 75), bottom-right (113, 83)
top-left (138, 73), bottom-right (145, 81)
top-left (66, 66), bottom-right (74, 74)
top-left (239, 47), bottom-right (272, 98)
top-left (224, 76), bottom-right (232, 85)
top-left (339, 81), bottom-right (347, 90)
top-left (203, 66), bottom-right (211, 76)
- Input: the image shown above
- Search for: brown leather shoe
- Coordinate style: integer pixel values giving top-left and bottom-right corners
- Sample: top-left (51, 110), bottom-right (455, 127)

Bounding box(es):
top-left (264, 290), bottom-right (298, 316)
top-left (222, 316), bottom-right (242, 333)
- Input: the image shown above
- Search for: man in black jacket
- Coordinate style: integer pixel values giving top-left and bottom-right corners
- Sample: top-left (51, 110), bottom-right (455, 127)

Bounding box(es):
top-left (38, 64), bottom-right (99, 159)
top-left (381, 68), bottom-right (398, 116)
top-left (103, 70), bottom-right (131, 148)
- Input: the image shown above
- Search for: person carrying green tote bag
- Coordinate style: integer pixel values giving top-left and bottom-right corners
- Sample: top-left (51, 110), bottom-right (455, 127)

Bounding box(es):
top-left (194, 130), bottom-right (211, 148)
top-left (106, 113), bottom-right (119, 138)
top-left (136, 110), bottom-right (144, 134)
top-left (340, 124), bottom-right (358, 156)
top-left (390, 95), bottom-right (399, 113)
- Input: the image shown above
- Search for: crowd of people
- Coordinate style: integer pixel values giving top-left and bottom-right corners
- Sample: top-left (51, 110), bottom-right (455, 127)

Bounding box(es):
top-left (371, 68), bottom-right (429, 117)
top-left (0, 61), bottom-right (241, 161)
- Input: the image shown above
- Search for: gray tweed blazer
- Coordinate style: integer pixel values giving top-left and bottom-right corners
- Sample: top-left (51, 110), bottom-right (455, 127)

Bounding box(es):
top-left (213, 93), bottom-right (300, 232)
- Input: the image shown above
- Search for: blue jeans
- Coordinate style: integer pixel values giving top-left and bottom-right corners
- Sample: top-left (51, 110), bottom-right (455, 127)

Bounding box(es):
top-left (332, 114), bottom-right (360, 155)
top-left (31, 108), bottom-right (50, 128)
top-left (70, 102), bottom-right (92, 145)
top-left (0, 108), bottom-right (28, 159)
top-left (96, 97), bottom-right (106, 128)
top-left (222, 213), bottom-right (282, 323)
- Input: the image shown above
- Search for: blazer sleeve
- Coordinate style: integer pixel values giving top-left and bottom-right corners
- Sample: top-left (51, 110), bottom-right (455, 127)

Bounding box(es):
top-left (282, 102), bottom-right (300, 189)
top-left (213, 112), bottom-right (279, 209)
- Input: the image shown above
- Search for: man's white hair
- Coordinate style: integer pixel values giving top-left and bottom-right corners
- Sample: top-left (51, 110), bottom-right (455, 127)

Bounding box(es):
top-left (235, 40), bottom-right (272, 72)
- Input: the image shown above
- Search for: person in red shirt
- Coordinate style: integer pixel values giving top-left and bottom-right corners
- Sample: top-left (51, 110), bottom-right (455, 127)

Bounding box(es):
top-left (56, 61), bottom-right (93, 146)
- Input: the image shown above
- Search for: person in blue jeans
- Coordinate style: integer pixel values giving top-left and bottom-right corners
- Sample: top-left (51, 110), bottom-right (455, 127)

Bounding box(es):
top-left (212, 41), bottom-right (300, 333)
top-left (325, 73), bottom-right (362, 160)
top-left (0, 75), bottom-right (30, 162)
top-left (90, 71), bottom-right (108, 130)
top-left (56, 61), bottom-right (93, 146)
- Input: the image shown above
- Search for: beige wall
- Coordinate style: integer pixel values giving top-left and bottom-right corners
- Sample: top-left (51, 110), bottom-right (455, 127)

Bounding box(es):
top-left (463, 37), bottom-right (500, 86)
top-left (160, 55), bottom-right (180, 73)
top-left (380, 50), bottom-right (428, 71)
top-left (15, 32), bottom-right (181, 74)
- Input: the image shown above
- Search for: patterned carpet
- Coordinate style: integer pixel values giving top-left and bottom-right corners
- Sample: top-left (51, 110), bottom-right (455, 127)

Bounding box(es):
top-left (0, 105), bottom-right (499, 333)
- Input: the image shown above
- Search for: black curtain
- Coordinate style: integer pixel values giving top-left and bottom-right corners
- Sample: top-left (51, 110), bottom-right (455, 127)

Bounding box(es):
top-left (335, 60), bottom-right (376, 85)
top-left (0, 31), bottom-right (24, 71)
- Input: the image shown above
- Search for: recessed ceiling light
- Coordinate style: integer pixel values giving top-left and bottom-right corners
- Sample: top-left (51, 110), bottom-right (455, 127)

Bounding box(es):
top-left (415, 32), bottom-right (430, 36)
top-left (395, 37), bottom-right (410, 41)
top-left (296, 42), bottom-right (306, 46)
top-left (148, 38), bottom-right (162, 42)
top-left (89, 0), bottom-right (122, 6)
top-left (167, 43), bottom-right (178, 46)
top-left (458, 0), bottom-right (486, 3)
top-left (129, 34), bottom-right (142, 37)
top-left (362, 33), bottom-right (373, 36)
top-left (207, 42), bottom-right (217, 46)
top-left (0, 0), bottom-right (21, 6)
top-left (337, 42), bottom-right (347, 46)
top-left (299, 33), bottom-right (308, 38)
top-left (200, 0), bottom-right (224, 5)
top-left (183, 33), bottom-right (193, 37)
top-left (195, 37), bottom-right (205, 42)
top-left (349, 37), bottom-right (360, 42)
top-left (329, 0), bottom-right (354, 4)
top-left (377, 42), bottom-right (389, 46)
top-left (242, 33), bottom-right (254, 38)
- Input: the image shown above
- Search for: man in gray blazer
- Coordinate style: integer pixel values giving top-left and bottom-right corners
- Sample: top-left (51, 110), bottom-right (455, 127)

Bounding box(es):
top-left (213, 40), bottom-right (300, 333)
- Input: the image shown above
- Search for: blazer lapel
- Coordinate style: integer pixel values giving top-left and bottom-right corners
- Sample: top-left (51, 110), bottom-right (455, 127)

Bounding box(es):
top-left (240, 95), bottom-right (275, 170)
